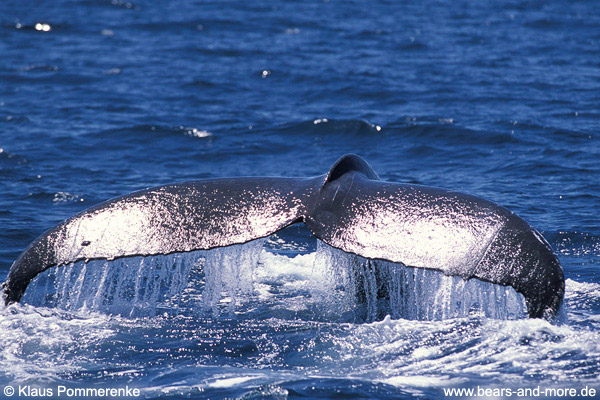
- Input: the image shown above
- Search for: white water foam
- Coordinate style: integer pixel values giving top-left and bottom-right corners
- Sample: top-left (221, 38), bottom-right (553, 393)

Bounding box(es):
top-left (21, 238), bottom-right (526, 320)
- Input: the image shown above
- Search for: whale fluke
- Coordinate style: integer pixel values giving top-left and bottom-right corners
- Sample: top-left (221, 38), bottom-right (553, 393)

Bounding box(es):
top-left (2, 177), bottom-right (317, 304)
top-left (2, 154), bottom-right (564, 318)
top-left (305, 157), bottom-right (564, 319)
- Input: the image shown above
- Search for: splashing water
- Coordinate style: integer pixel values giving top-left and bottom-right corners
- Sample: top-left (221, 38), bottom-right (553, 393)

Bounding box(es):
top-left (22, 253), bottom-right (198, 317)
top-left (22, 236), bottom-right (526, 321)
top-left (310, 242), bottom-right (526, 321)
top-left (22, 241), bottom-right (265, 318)
top-left (200, 239), bottom-right (265, 316)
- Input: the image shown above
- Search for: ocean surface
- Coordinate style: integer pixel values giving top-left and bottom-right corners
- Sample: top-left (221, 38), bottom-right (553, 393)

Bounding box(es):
top-left (1, 0), bottom-right (599, 398)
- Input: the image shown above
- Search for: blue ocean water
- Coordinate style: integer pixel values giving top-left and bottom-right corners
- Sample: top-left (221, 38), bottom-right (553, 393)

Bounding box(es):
top-left (1, 0), bottom-right (599, 398)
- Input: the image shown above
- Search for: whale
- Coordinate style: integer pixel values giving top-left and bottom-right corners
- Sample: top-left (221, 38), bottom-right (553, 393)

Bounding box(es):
top-left (2, 154), bottom-right (564, 318)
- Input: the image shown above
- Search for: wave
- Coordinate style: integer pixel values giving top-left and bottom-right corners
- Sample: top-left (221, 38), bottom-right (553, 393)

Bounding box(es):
top-left (387, 119), bottom-right (525, 146)
top-left (92, 124), bottom-right (215, 144)
top-left (0, 148), bottom-right (28, 166)
top-left (2, 70), bottom-right (100, 86)
top-left (274, 118), bottom-right (383, 137)
top-left (1, 112), bottom-right (30, 125)
top-left (550, 232), bottom-right (600, 257)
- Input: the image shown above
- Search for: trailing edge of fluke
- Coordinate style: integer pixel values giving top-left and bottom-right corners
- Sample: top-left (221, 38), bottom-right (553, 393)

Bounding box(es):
top-left (2, 154), bottom-right (564, 318)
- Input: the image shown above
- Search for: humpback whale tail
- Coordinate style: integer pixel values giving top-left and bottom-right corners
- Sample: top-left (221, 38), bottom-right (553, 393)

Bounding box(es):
top-left (2, 154), bottom-right (564, 318)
